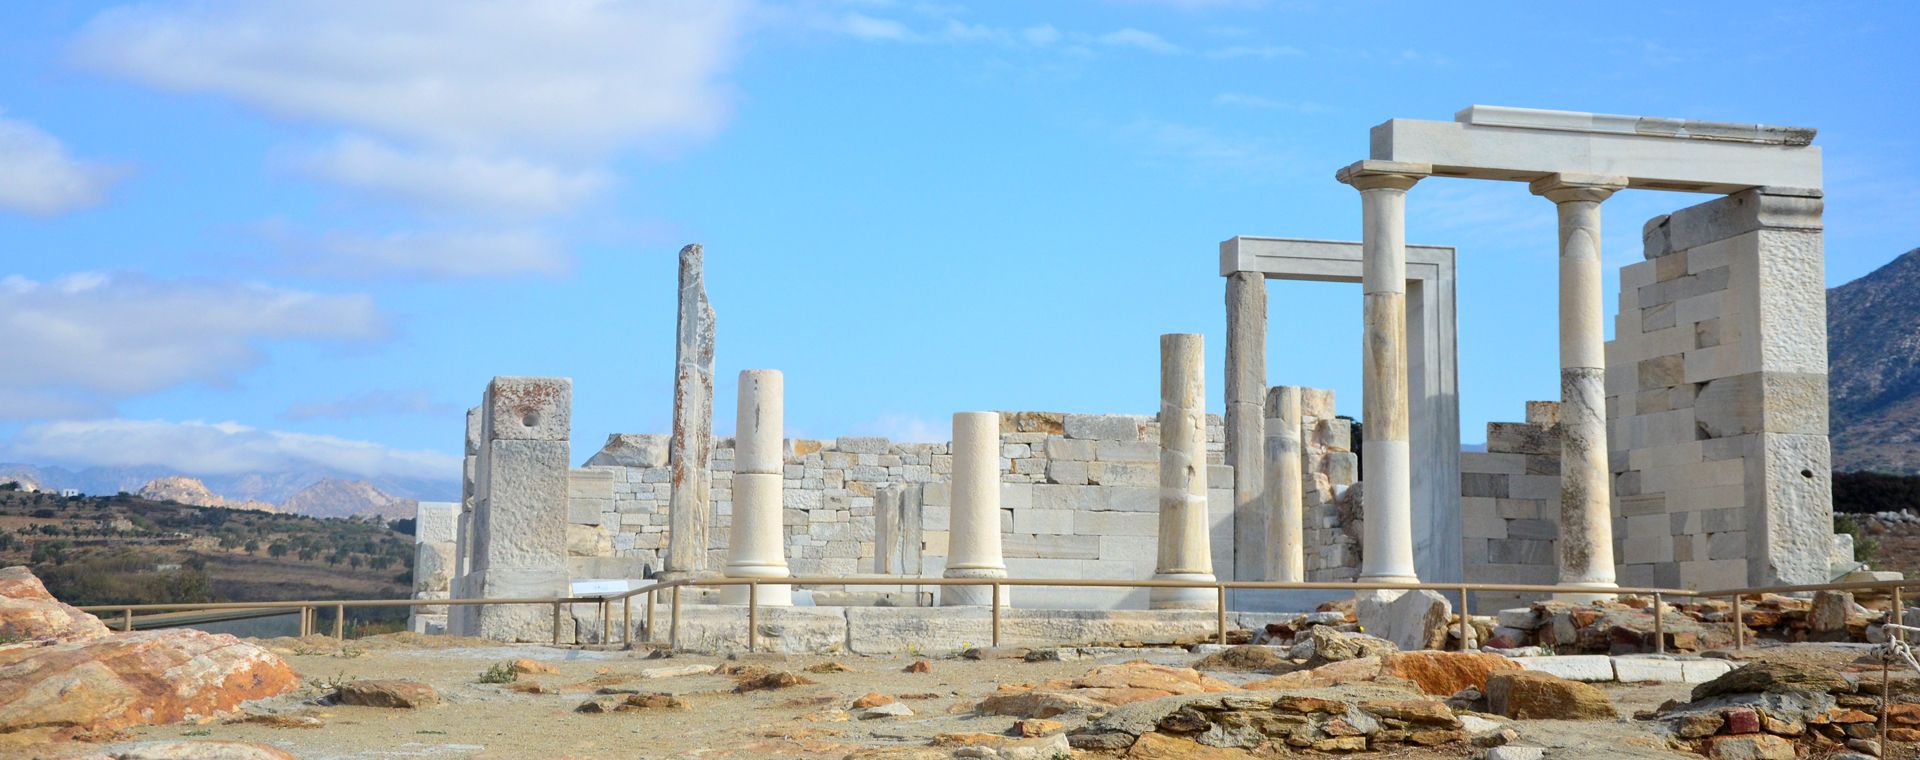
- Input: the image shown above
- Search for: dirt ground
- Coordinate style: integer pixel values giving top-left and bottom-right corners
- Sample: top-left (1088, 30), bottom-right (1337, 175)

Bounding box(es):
top-left (77, 635), bottom-right (1920, 759)
top-left (41, 637), bottom-right (1904, 760)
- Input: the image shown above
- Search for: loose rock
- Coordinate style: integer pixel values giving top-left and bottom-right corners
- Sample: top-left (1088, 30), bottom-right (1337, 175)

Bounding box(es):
top-left (334, 679), bottom-right (440, 709)
top-left (1484, 671), bottom-right (1618, 720)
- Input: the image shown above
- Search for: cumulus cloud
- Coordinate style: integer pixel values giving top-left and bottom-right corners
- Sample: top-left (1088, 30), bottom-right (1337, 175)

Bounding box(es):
top-left (1096, 28), bottom-right (1183, 54)
top-left (71, 0), bottom-right (747, 153)
top-left (6, 418), bottom-right (461, 481)
top-left (0, 112), bottom-right (127, 216)
top-left (1204, 44), bottom-right (1302, 59)
top-left (289, 136), bottom-right (611, 214)
top-left (0, 273), bottom-right (383, 419)
top-left (283, 390), bottom-right (460, 422)
top-left (277, 227), bottom-right (572, 280)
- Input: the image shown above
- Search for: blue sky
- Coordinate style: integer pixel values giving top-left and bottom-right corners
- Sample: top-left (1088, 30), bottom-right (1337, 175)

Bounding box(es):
top-left (0, 1), bottom-right (1913, 496)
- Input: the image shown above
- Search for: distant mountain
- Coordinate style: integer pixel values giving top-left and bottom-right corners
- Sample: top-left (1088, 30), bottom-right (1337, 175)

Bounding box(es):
top-left (0, 462), bottom-right (454, 505)
top-left (1829, 248), bottom-right (1920, 473)
top-left (281, 478), bottom-right (416, 521)
top-left (136, 476), bottom-right (276, 513)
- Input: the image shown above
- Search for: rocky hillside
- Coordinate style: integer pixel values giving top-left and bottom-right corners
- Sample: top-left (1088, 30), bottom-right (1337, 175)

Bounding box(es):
top-left (136, 476), bottom-right (276, 513)
top-left (1830, 247), bottom-right (1920, 473)
top-left (281, 478), bottom-right (416, 520)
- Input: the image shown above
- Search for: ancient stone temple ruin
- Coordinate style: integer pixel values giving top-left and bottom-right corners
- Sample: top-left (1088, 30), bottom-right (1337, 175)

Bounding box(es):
top-left (418, 106), bottom-right (1853, 649)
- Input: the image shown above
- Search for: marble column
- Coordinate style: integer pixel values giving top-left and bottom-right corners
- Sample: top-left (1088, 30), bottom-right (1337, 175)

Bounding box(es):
top-left (1264, 385), bottom-right (1305, 583)
top-left (665, 243), bottom-right (716, 580)
top-left (1337, 160), bottom-right (1429, 596)
top-left (1151, 334), bottom-right (1216, 610)
top-left (1225, 271), bottom-right (1268, 581)
top-left (723, 369), bottom-right (791, 606)
top-left (942, 412), bottom-right (1008, 606)
top-left (1531, 173), bottom-right (1627, 601)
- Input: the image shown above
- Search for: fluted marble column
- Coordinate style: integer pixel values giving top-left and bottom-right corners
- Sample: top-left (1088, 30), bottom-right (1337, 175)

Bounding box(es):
top-left (942, 412), bottom-right (1008, 606)
top-left (1532, 173), bottom-right (1627, 602)
top-left (723, 370), bottom-right (791, 605)
top-left (1152, 334), bottom-right (1216, 610)
top-left (1338, 161), bottom-right (1429, 596)
top-left (1264, 385), bottom-right (1305, 583)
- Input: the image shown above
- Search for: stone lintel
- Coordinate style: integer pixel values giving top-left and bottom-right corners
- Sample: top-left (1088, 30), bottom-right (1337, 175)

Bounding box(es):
top-left (1371, 116), bottom-right (1822, 193)
top-left (1219, 237), bottom-right (1453, 280)
top-left (1456, 105), bottom-right (1816, 146)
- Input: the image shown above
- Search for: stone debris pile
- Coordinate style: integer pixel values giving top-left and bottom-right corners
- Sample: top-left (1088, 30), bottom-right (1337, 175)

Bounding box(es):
top-left (1646, 661), bottom-right (1919, 759)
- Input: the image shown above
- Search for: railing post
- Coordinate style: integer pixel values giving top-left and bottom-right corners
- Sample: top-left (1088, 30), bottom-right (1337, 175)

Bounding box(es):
top-left (123, 607), bottom-right (133, 632)
top-left (670, 585), bottom-right (681, 651)
top-left (1216, 585), bottom-right (1227, 645)
top-left (333, 603), bottom-right (345, 639)
top-left (552, 601), bottom-right (563, 646)
top-left (1458, 585), bottom-right (1471, 652)
top-left (747, 582), bottom-right (758, 653)
top-left (1653, 593), bottom-right (1666, 655)
top-left (645, 590), bottom-right (656, 646)
top-left (622, 596), bottom-right (632, 648)
top-left (1731, 594), bottom-right (1744, 652)
top-left (1894, 586), bottom-right (1905, 644)
top-left (601, 599), bottom-right (611, 645)
top-left (990, 583), bottom-right (1001, 648)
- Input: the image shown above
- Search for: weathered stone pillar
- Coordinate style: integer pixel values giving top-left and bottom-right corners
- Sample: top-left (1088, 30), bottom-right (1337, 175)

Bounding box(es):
top-left (665, 243), bottom-right (716, 580)
top-left (724, 369), bottom-right (790, 605)
top-left (1264, 385), bottom-right (1305, 583)
top-left (874, 485), bottom-right (901, 574)
top-left (1225, 271), bottom-right (1267, 581)
top-left (409, 501), bottom-right (458, 634)
top-left (942, 412), bottom-right (1008, 606)
top-left (471, 376), bottom-right (572, 642)
top-left (1532, 173), bottom-right (1627, 601)
top-left (449, 405), bottom-right (480, 636)
top-left (1338, 160), bottom-right (1429, 594)
top-left (1152, 334), bottom-right (1216, 610)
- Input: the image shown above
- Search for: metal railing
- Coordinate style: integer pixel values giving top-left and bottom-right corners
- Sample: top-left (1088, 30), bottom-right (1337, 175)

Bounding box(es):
top-left (75, 575), bottom-right (1919, 658)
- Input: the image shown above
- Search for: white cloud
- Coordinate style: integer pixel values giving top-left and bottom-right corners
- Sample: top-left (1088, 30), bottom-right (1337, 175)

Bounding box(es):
top-left (282, 228), bottom-right (572, 280)
top-left (1204, 44), bottom-right (1302, 59)
top-left (71, 1), bottom-right (747, 154)
top-left (0, 112), bottom-right (126, 216)
top-left (1022, 24), bottom-right (1062, 46)
top-left (1098, 28), bottom-right (1183, 54)
top-left (0, 273), bottom-right (383, 418)
top-left (290, 136), bottom-right (611, 214)
top-left (1115, 118), bottom-right (1288, 174)
top-left (6, 418), bottom-right (460, 482)
top-left (850, 414), bottom-right (945, 444)
top-left (283, 390), bottom-right (460, 422)
top-left (839, 12), bottom-right (919, 41)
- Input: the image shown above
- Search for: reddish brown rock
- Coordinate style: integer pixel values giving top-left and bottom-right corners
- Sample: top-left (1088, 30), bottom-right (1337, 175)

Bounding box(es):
top-left (1126, 732), bottom-right (1259, 759)
top-left (334, 679), bottom-right (440, 709)
top-left (851, 692), bottom-right (894, 709)
top-left (0, 628), bottom-right (298, 745)
top-left (1723, 707), bottom-right (1760, 734)
top-left (1247, 651), bottom-right (1520, 697)
top-left (0, 565), bottom-right (110, 642)
top-left (1485, 671), bottom-right (1617, 720)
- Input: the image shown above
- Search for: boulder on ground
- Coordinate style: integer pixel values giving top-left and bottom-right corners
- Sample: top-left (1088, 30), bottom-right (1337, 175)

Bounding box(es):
top-left (0, 566), bottom-right (299, 747)
top-left (979, 661), bottom-right (1235, 718)
top-left (509, 658), bottom-right (557, 675)
top-left (1248, 650), bottom-right (1520, 697)
top-left (0, 565), bottom-right (110, 641)
top-left (1484, 671), bottom-right (1618, 720)
top-left (734, 670), bottom-right (815, 692)
top-left (1290, 625), bottom-right (1397, 664)
top-left (334, 679), bottom-right (440, 708)
top-left (1690, 662), bottom-right (1852, 701)
top-left (1192, 645), bottom-right (1287, 672)
top-left (1357, 589), bottom-right (1452, 651)
top-left (80, 740), bottom-right (300, 759)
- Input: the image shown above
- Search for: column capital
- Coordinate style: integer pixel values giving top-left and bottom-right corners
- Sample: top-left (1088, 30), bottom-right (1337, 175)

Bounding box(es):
top-left (1336, 160), bottom-right (1431, 191)
top-left (1529, 173), bottom-right (1628, 204)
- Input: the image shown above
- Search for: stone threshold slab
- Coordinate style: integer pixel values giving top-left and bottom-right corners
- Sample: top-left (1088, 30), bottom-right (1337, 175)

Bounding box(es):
top-left (1510, 653), bottom-right (1738, 684)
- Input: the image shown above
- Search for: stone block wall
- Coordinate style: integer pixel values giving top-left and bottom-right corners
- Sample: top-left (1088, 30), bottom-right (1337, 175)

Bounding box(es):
top-left (1607, 188), bottom-right (1840, 590)
top-left (1461, 402), bottom-right (1563, 611)
top-left (1297, 390), bottom-right (1362, 581)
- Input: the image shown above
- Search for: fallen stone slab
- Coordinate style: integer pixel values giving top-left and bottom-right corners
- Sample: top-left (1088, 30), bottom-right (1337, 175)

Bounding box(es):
top-left (1510, 654), bottom-right (1614, 681)
top-left (334, 679), bottom-right (441, 709)
top-left (1485, 671), bottom-right (1618, 720)
top-left (65, 740), bottom-right (300, 760)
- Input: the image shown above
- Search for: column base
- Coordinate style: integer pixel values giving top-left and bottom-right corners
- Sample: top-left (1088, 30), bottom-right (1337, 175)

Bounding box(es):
top-left (719, 566), bottom-right (793, 606)
top-left (1149, 572), bottom-right (1218, 611)
top-left (940, 568), bottom-right (1009, 607)
top-left (1354, 575), bottom-right (1420, 606)
top-left (1552, 582), bottom-right (1618, 605)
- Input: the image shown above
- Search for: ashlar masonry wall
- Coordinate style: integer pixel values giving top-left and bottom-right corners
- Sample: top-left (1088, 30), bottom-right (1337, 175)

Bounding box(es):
top-left (571, 403), bottom-right (1359, 610)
